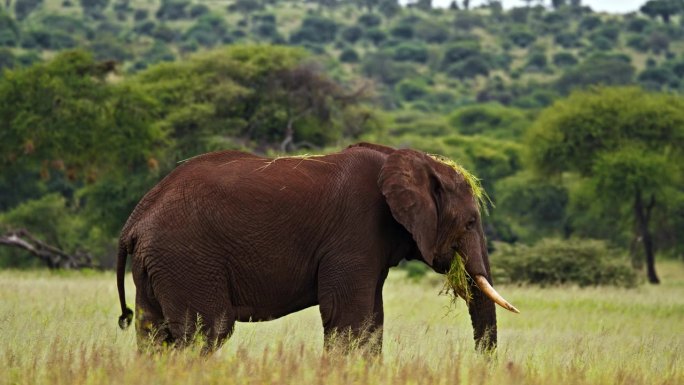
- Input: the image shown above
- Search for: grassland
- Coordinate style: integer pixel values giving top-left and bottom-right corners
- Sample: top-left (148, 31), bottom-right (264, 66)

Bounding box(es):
top-left (1, 262), bottom-right (683, 385)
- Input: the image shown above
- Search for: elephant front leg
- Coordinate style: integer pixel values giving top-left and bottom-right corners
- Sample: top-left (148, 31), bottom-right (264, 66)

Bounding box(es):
top-left (317, 262), bottom-right (385, 355)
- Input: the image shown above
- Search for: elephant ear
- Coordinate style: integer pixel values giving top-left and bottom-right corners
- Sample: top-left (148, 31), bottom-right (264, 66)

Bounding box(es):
top-left (378, 149), bottom-right (438, 265)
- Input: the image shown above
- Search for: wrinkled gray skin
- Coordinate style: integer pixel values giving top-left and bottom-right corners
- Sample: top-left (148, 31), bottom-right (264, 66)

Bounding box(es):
top-left (117, 143), bottom-right (496, 353)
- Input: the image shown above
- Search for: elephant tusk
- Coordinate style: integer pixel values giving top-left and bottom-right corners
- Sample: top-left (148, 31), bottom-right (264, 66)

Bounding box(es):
top-left (474, 275), bottom-right (520, 314)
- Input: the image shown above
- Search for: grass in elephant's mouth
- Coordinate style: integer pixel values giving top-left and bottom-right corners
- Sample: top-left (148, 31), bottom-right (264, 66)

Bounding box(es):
top-left (443, 253), bottom-right (472, 305)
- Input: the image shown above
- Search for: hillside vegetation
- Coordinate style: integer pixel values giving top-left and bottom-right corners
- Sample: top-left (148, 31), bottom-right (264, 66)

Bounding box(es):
top-left (0, 1), bottom-right (683, 285)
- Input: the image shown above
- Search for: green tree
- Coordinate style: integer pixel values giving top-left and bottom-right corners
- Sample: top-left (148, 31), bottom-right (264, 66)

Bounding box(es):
top-left (79, 0), bottom-right (109, 17)
top-left (640, 0), bottom-right (683, 24)
top-left (555, 55), bottom-right (635, 94)
top-left (526, 87), bottom-right (684, 283)
top-left (0, 50), bottom-right (162, 184)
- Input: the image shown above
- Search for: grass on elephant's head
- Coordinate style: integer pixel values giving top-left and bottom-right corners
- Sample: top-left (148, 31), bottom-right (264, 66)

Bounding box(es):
top-left (1, 263), bottom-right (683, 385)
top-left (428, 154), bottom-right (490, 213)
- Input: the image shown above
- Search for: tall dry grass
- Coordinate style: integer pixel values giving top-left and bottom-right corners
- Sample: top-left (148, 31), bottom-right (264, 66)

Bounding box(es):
top-left (1, 263), bottom-right (682, 385)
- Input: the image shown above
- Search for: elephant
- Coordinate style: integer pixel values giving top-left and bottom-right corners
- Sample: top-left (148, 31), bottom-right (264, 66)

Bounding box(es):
top-left (116, 142), bottom-right (518, 353)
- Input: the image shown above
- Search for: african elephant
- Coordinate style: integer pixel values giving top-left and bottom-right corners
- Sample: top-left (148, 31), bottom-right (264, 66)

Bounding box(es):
top-left (116, 142), bottom-right (518, 353)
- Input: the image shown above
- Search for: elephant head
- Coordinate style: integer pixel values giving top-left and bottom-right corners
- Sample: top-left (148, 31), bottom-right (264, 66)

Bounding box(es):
top-left (378, 149), bottom-right (518, 348)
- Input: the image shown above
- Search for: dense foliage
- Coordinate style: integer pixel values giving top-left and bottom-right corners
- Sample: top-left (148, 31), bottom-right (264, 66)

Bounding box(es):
top-left (492, 238), bottom-right (639, 287)
top-left (0, 1), bottom-right (682, 285)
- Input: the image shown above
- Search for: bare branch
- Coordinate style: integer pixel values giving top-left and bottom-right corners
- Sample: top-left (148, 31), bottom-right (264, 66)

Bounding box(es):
top-left (0, 229), bottom-right (97, 269)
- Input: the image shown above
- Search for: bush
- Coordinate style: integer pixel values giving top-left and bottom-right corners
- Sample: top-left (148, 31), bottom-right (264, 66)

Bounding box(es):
top-left (396, 79), bottom-right (428, 101)
top-left (627, 34), bottom-right (649, 52)
top-left (553, 52), bottom-right (578, 67)
top-left (448, 103), bottom-right (531, 138)
top-left (339, 48), bottom-right (359, 63)
top-left (390, 23), bottom-right (413, 39)
top-left (446, 56), bottom-right (490, 79)
top-left (133, 8), bottom-right (148, 21)
top-left (508, 27), bottom-right (536, 48)
top-left (364, 27), bottom-right (386, 45)
top-left (361, 52), bottom-right (416, 85)
top-left (392, 42), bottom-right (429, 63)
top-left (442, 41), bottom-right (481, 68)
top-left (290, 16), bottom-right (338, 44)
top-left (358, 13), bottom-right (382, 28)
top-left (554, 32), bottom-right (581, 48)
top-left (579, 15), bottom-right (602, 32)
top-left (492, 238), bottom-right (639, 287)
top-left (638, 67), bottom-right (678, 89)
top-left (526, 51), bottom-right (548, 72)
top-left (341, 26), bottom-right (362, 43)
top-left (189, 4), bottom-right (209, 18)
top-left (156, 0), bottom-right (189, 20)
top-left (15, 0), bottom-right (43, 21)
top-left (0, 47), bottom-right (15, 70)
top-left (415, 20), bottom-right (449, 43)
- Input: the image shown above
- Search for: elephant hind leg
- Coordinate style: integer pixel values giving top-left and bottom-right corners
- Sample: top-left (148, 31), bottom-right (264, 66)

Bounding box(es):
top-left (155, 272), bottom-right (236, 353)
top-left (134, 285), bottom-right (173, 353)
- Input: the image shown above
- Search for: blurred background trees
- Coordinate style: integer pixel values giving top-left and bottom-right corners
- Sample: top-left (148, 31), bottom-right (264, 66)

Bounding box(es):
top-left (0, 0), bottom-right (682, 285)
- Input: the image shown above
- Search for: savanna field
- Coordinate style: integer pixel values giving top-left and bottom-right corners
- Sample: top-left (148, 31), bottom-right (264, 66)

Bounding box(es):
top-left (1, 262), bottom-right (682, 385)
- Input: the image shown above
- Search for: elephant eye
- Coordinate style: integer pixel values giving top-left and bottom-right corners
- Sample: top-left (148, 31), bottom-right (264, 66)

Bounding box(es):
top-left (465, 217), bottom-right (476, 230)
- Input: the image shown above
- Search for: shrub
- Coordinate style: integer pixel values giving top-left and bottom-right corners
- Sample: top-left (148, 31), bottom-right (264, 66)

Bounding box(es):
top-left (364, 27), bottom-right (386, 45)
top-left (358, 13), bottom-right (382, 28)
top-left (15, 0), bottom-right (44, 21)
top-left (627, 17), bottom-right (650, 33)
top-left (627, 34), bottom-right (649, 52)
top-left (415, 20), bottom-right (449, 43)
top-left (156, 0), bottom-right (189, 20)
top-left (189, 4), bottom-right (210, 17)
top-left (579, 15), bottom-right (602, 32)
top-left (290, 16), bottom-right (338, 44)
top-left (553, 52), bottom-right (578, 67)
top-left (390, 23), bottom-right (413, 39)
top-left (396, 79), bottom-right (428, 101)
top-left (446, 56), bottom-right (490, 79)
top-left (492, 238), bottom-right (639, 287)
top-left (341, 26), bottom-right (362, 43)
top-left (508, 27), bottom-right (536, 48)
top-left (554, 32), bottom-right (581, 48)
top-left (339, 48), bottom-right (359, 63)
top-left (638, 67), bottom-right (678, 89)
top-left (442, 41), bottom-right (481, 68)
top-left (453, 12), bottom-right (484, 30)
top-left (449, 103), bottom-right (531, 138)
top-left (133, 8), bottom-right (148, 21)
top-left (361, 52), bottom-right (416, 85)
top-left (526, 51), bottom-right (548, 72)
top-left (392, 42), bottom-right (429, 63)
top-left (0, 47), bottom-right (15, 70)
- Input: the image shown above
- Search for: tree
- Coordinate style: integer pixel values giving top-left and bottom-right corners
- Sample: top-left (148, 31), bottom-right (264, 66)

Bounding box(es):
top-left (555, 55), bottom-right (635, 94)
top-left (355, 0), bottom-right (379, 12)
top-left (79, 0), bottom-right (109, 17)
top-left (0, 50), bottom-right (161, 184)
top-left (526, 87), bottom-right (684, 284)
top-left (551, 0), bottom-right (566, 8)
top-left (640, 0), bottom-right (683, 24)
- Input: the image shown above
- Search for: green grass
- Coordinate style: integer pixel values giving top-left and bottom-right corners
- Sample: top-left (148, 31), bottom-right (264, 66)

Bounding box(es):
top-left (1, 262), bottom-right (683, 385)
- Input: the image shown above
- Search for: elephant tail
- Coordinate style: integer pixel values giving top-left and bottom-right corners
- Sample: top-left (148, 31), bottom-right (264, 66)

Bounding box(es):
top-left (117, 238), bottom-right (134, 330)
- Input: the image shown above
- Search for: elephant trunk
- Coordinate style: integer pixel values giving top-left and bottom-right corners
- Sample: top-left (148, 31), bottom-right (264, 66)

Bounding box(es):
top-left (465, 230), bottom-right (518, 351)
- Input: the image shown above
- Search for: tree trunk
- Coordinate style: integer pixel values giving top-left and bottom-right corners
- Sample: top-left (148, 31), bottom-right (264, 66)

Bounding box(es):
top-left (0, 229), bottom-right (97, 269)
top-left (634, 188), bottom-right (660, 284)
